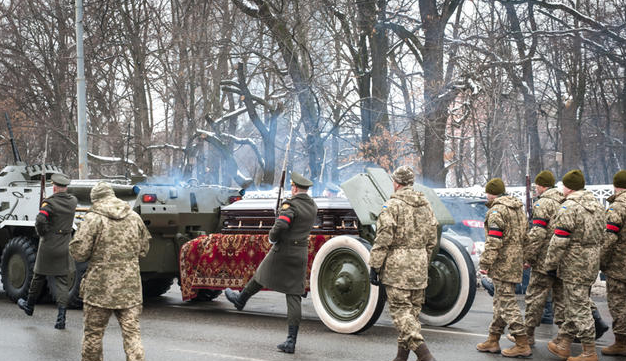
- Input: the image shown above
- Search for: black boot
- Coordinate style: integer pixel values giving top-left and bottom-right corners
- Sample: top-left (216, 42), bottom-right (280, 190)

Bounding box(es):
top-left (277, 325), bottom-right (298, 354)
top-left (225, 288), bottom-right (252, 311)
top-left (54, 307), bottom-right (66, 330)
top-left (17, 297), bottom-right (35, 316)
top-left (593, 308), bottom-right (609, 340)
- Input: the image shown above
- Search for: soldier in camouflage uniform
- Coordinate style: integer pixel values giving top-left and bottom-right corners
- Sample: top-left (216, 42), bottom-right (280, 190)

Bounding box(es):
top-left (18, 173), bottom-right (77, 330)
top-left (369, 166), bottom-right (438, 361)
top-left (476, 178), bottom-right (532, 358)
top-left (69, 182), bottom-right (151, 361)
top-left (225, 172), bottom-right (317, 354)
top-left (505, 170), bottom-right (565, 346)
top-left (600, 170), bottom-right (626, 356)
top-left (545, 170), bottom-right (604, 361)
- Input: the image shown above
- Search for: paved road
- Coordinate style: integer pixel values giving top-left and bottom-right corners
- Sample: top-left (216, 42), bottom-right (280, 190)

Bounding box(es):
top-left (0, 285), bottom-right (621, 361)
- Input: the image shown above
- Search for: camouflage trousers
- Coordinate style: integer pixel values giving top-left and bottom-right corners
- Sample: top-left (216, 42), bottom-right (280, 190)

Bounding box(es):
top-left (81, 304), bottom-right (145, 361)
top-left (607, 277), bottom-right (626, 336)
top-left (558, 282), bottom-right (595, 343)
top-left (489, 280), bottom-right (525, 336)
top-left (524, 271), bottom-right (564, 328)
top-left (386, 286), bottom-right (425, 351)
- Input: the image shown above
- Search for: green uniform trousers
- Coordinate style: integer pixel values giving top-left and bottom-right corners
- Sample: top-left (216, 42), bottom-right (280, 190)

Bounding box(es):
top-left (489, 280), bottom-right (525, 336)
top-left (386, 285), bottom-right (426, 351)
top-left (243, 279), bottom-right (302, 327)
top-left (81, 304), bottom-right (145, 361)
top-left (28, 273), bottom-right (69, 307)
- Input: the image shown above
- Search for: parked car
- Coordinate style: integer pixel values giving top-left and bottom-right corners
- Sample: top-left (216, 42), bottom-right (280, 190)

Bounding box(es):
top-left (439, 196), bottom-right (488, 263)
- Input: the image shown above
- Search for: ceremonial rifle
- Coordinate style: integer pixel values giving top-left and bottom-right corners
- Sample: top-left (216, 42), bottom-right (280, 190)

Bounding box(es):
top-left (275, 120), bottom-right (294, 215)
top-left (39, 132), bottom-right (48, 205)
top-left (525, 133), bottom-right (532, 220)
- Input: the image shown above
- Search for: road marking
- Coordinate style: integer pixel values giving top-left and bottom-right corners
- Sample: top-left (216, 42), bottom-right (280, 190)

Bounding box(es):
top-left (168, 348), bottom-right (270, 361)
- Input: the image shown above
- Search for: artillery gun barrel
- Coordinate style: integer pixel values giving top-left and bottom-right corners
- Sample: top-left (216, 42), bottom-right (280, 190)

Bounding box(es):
top-left (4, 112), bottom-right (22, 163)
top-left (67, 183), bottom-right (136, 202)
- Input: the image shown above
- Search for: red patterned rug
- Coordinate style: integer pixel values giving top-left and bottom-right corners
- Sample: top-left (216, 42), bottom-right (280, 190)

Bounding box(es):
top-left (179, 233), bottom-right (331, 301)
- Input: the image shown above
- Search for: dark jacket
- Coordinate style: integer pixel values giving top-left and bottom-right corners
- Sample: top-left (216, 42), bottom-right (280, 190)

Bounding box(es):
top-left (254, 193), bottom-right (317, 294)
top-left (34, 191), bottom-right (78, 275)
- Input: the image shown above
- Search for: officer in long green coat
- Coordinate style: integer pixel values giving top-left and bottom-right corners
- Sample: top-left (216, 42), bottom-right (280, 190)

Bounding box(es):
top-left (17, 173), bottom-right (77, 329)
top-left (225, 172), bottom-right (318, 354)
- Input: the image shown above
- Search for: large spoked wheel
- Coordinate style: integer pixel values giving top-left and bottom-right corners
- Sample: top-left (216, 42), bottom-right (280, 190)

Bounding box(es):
top-left (310, 235), bottom-right (386, 334)
top-left (420, 236), bottom-right (476, 326)
top-left (48, 261), bottom-right (87, 309)
top-left (0, 236), bottom-right (38, 302)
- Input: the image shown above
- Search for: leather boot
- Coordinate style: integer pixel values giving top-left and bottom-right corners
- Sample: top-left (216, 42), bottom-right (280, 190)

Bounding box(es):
top-left (17, 297), bottom-right (35, 316)
top-left (502, 334), bottom-right (532, 358)
top-left (592, 309), bottom-right (609, 340)
top-left (476, 333), bottom-right (501, 353)
top-left (392, 344), bottom-right (409, 361)
top-left (507, 327), bottom-right (535, 346)
top-left (601, 333), bottom-right (626, 356)
top-left (277, 325), bottom-right (298, 354)
top-left (566, 342), bottom-right (598, 361)
top-left (414, 342), bottom-right (436, 361)
top-left (54, 307), bottom-right (66, 330)
top-left (548, 335), bottom-right (572, 360)
top-left (224, 288), bottom-right (252, 311)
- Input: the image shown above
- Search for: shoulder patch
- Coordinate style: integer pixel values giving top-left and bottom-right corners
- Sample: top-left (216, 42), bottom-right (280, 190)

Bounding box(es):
top-left (534, 203), bottom-right (540, 207)
top-left (281, 203), bottom-right (290, 210)
top-left (492, 210), bottom-right (498, 214)
top-left (561, 206), bottom-right (567, 210)
top-left (41, 202), bottom-right (48, 208)
top-left (608, 208), bottom-right (614, 212)
top-left (382, 205), bottom-right (387, 209)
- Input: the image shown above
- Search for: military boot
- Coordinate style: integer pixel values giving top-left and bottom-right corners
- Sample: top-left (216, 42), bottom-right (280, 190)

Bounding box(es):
top-left (548, 335), bottom-right (572, 360)
top-left (392, 344), bottom-right (409, 361)
top-left (277, 325), bottom-right (298, 354)
top-left (567, 342), bottom-right (598, 361)
top-left (502, 334), bottom-right (532, 358)
top-left (592, 309), bottom-right (609, 340)
top-left (224, 288), bottom-right (252, 311)
top-left (601, 333), bottom-right (626, 356)
top-left (54, 307), bottom-right (66, 330)
top-left (17, 297), bottom-right (35, 316)
top-left (476, 333), bottom-right (501, 353)
top-left (507, 327), bottom-right (535, 346)
top-left (414, 342), bottom-right (436, 361)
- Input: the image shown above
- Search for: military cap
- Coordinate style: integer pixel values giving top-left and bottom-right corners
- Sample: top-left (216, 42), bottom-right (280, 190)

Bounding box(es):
top-left (391, 165), bottom-right (415, 185)
top-left (613, 170), bottom-right (626, 189)
top-left (485, 178), bottom-right (505, 195)
top-left (51, 173), bottom-right (70, 186)
top-left (562, 169), bottom-right (585, 191)
top-left (291, 172), bottom-right (313, 188)
top-left (534, 170), bottom-right (555, 188)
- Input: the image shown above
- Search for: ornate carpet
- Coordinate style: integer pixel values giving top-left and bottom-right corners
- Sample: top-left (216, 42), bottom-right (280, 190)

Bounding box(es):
top-left (179, 233), bottom-right (331, 301)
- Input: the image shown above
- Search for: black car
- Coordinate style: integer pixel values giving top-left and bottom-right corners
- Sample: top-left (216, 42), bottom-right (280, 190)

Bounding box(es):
top-left (440, 196), bottom-right (488, 244)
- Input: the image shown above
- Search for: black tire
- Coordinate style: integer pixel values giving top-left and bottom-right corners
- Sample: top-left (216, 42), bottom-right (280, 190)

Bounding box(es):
top-left (47, 261), bottom-right (88, 309)
top-left (0, 236), bottom-right (38, 302)
top-left (142, 277), bottom-right (174, 298)
top-left (420, 236), bottom-right (477, 326)
top-left (192, 289), bottom-right (223, 302)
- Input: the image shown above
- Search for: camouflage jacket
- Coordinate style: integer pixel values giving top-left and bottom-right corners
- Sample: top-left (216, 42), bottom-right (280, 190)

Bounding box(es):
top-left (479, 195), bottom-right (527, 283)
top-left (544, 190), bottom-right (604, 286)
top-left (525, 188), bottom-right (565, 274)
top-left (369, 186), bottom-right (438, 290)
top-left (601, 190), bottom-right (626, 281)
top-left (70, 183), bottom-right (151, 309)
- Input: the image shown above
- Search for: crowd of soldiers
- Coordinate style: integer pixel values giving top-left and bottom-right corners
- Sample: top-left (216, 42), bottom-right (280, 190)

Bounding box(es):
top-left (11, 165), bottom-right (626, 361)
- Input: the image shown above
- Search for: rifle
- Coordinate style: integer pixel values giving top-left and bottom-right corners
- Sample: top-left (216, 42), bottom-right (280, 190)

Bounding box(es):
top-left (525, 133), bottom-right (532, 220)
top-left (39, 132), bottom-right (49, 205)
top-left (4, 112), bottom-right (22, 163)
top-left (275, 120), bottom-right (295, 215)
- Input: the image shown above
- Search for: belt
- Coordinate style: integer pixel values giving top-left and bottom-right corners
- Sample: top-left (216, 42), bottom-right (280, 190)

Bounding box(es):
top-left (287, 239), bottom-right (308, 247)
top-left (54, 229), bottom-right (73, 235)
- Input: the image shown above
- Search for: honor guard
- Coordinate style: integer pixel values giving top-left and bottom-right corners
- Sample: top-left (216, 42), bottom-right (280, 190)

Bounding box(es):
top-left (18, 173), bottom-right (77, 329)
top-left (225, 172), bottom-right (318, 354)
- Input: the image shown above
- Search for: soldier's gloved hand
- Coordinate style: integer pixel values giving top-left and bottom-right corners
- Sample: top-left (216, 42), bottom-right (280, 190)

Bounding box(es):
top-left (546, 269), bottom-right (557, 278)
top-left (369, 268), bottom-right (381, 286)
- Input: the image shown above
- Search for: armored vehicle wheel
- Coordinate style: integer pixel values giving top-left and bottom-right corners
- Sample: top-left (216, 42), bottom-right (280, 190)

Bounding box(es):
top-left (420, 236), bottom-right (476, 326)
top-left (142, 277), bottom-right (174, 298)
top-left (193, 289), bottom-right (222, 302)
top-left (0, 236), bottom-right (37, 302)
top-left (310, 235), bottom-right (386, 334)
top-left (48, 261), bottom-right (87, 309)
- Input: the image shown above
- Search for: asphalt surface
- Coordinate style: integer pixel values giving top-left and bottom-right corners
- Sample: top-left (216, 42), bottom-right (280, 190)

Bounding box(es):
top-left (0, 284), bottom-right (622, 361)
